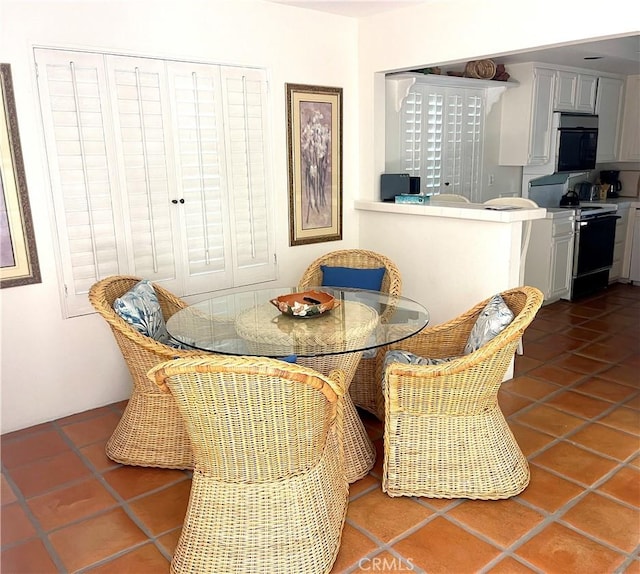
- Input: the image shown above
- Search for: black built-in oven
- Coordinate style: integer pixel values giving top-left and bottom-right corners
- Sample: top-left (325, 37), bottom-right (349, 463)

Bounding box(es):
top-left (555, 113), bottom-right (599, 173)
top-left (571, 212), bottom-right (619, 299)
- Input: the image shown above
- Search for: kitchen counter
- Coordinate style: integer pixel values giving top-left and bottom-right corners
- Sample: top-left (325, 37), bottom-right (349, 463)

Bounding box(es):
top-left (354, 200), bottom-right (546, 222)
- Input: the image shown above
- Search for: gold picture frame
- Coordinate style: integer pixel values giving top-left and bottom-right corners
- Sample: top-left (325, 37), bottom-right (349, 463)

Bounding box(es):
top-left (1, 63), bottom-right (41, 288)
top-left (286, 83), bottom-right (342, 246)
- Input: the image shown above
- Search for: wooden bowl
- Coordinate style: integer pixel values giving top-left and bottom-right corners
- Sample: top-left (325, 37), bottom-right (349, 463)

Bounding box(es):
top-left (270, 290), bottom-right (339, 318)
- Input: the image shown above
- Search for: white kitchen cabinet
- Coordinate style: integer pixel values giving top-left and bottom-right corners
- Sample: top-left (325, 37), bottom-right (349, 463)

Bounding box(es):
top-left (554, 71), bottom-right (598, 113)
top-left (610, 204), bottom-right (629, 281)
top-left (619, 75), bottom-right (640, 162)
top-left (500, 64), bottom-right (555, 166)
top-left (525, 212), bottom-right (575, 302)
top-left (596, 77), bottom-right (624, 163)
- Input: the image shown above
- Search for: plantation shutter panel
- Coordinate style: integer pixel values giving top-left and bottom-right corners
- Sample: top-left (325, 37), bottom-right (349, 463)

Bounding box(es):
top-left (424, 88), bottom-right (445, 193)
top-left (165, 61), bottom-right (233, 294)
top-left (442, 90), bottom-right (483, 198)
top-left (400, 90), bottom-right (422, 177)
top-left (220, 66), bottom-right (275, 285)
top-left (105, 55), bottom-right (180, 293)
top-left (36, 48), bottom-right (276, 317)
top-left (35, 49), bottom-right (126, 316)
top-left (400, 82), bottom-right (484, 200)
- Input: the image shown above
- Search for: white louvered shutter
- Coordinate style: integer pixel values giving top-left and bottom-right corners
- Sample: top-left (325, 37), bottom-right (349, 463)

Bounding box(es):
top-left (35, 49), bottom-right (127, 316)
top-left (166, 61), bottom-right (233, 294)
top-left (105, 55), bottom-right (180, 293)
top-left (443, 90), bottom-right (484, 198)
top-left (400, 83), bottom-right (485, 200)
top-left (220, 66), bottom-right (275, 285)
top-left (36, 48), bottom-right (276, 318)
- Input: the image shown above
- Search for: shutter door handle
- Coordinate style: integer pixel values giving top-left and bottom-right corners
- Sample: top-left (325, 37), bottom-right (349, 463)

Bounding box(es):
top-left (171, 199), bottom-right (185, 204)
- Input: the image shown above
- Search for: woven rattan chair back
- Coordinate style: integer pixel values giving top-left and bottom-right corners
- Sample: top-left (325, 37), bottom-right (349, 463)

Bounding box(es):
top-left (89, 275), bottom-right (199, 469)
top-left (382, 286), bottom-right (544, 499)
top-left (150, 355), bottom-right (348, 574)
top-left (298, 249), bottom-right (402, 420)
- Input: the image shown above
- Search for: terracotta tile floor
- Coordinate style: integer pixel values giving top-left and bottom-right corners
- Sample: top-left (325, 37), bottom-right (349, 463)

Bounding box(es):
top-left (2, 283), bottom-right (639, 573)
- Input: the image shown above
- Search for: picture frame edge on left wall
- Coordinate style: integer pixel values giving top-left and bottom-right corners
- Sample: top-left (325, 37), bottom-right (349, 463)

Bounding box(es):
top-left (286, 82), bottom-right (343, 246)
top-left (0, 62), bottom-right (41, 288)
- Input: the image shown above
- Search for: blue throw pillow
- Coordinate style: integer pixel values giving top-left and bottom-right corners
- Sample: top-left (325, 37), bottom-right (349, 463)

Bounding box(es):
top-left (279, 354), bottom-right (298, 363)
top-left (320, 265), bottom-right (385, 291)
top-left (113, 280), bottom-right (171, 345)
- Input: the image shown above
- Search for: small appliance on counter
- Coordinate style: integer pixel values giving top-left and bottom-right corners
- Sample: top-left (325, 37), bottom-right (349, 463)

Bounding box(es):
top-left (559, 189), bottom-right (580, 206)
top-left (600, 170), bottom-right (621, 198)
top-left (576, 181), bottom-right (599, 202)
top-left (380, 174), bottom-right (420, 201)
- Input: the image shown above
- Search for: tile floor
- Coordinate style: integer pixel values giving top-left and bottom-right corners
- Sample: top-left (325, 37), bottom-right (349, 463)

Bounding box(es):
top-left (2, 283), bottom-right (639, 573)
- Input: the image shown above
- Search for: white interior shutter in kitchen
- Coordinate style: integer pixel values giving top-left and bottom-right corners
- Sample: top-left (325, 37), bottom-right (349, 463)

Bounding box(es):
top-left (443, 90), bottom-right (484, 198)
top-left (400, 90), bottom-right (423, 177)
top-left (105, 55), bottom-right (180, 293)
top-left (35, 49), bottom-right (127, 316)
top-left (399, 82), bottom-right (484, 200)
top-left (220, 66), bottom-right (276, 286)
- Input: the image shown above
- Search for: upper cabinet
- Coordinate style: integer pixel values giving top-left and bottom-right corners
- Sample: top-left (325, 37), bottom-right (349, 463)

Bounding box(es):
top-left (499, 63), bottom-right (555, 166)
top-left (499, 62), bottom-right (632, 168)
top-left (554, 71), bottom-right (598, 113)
top-left (619, 75), bottom-right (640, 161)
top-left (595, 77), bottom-right (624, 162)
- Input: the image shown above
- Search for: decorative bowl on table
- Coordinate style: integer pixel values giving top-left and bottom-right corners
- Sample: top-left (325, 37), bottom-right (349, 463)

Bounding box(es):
top-left (270, 290), bottom-right (339, 319)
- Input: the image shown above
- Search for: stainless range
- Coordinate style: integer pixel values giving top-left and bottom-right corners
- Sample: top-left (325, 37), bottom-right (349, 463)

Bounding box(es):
top-left (556, 203), bottom-right (619, 299)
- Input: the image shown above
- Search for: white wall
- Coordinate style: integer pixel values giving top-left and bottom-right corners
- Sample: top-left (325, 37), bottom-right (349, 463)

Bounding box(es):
top-left (0, 0), bottom-right (359, 433)
top-left (1, 0), bottom-right (638, 432)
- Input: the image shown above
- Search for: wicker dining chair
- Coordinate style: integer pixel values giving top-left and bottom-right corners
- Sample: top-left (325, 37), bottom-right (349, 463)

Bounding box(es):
top-left (89, 275), bottom-right (201, 469)
top-left (149, 355), bottom-right (348, 574)
top-left (298, 249), bottom-right (402, 420)
top-left (381, 286), bottom-right (544, 499)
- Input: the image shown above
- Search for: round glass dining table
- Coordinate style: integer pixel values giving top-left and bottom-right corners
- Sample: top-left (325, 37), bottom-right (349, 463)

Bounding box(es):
top-left (166, 286), bottom-right (429, 358)
top-left (166, 286), bottom-right (429, 482)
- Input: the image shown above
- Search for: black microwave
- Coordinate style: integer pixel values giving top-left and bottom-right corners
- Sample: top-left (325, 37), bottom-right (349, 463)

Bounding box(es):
top-left (555, 113), bottom-right (598, 173)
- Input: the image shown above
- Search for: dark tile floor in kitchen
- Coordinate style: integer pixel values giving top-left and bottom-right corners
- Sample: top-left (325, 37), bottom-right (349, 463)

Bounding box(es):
top-left (2, 283), bottom-right (639, 573)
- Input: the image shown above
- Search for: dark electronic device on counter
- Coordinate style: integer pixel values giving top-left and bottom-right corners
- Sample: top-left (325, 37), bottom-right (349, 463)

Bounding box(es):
top-left (380, 174), bottom-right (420, 201)
top-left (600, 170), bottom-right (621, 198)
top-left (555, 113), bottom-right (598, 173)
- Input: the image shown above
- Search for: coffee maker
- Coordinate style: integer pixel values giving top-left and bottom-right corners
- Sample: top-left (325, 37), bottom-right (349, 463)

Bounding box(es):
top-left (600, 170), bottom-right (621, 198)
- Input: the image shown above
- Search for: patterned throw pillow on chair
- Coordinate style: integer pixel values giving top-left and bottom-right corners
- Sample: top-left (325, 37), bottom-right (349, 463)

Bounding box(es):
top-left (384, 293), bottom-right (514, 371)
top-left (463, 294), bottom-right (514, 354)
top-left (113, 280), bottom-right (171, 345)
top-left (384, 350), bottom-right (455, 368)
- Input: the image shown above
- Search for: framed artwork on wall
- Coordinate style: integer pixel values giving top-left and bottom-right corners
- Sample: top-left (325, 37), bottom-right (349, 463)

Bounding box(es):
top-left (286, 83), bottom-right (342, 246)
top-left (1, 63), bottom-right (41, 288)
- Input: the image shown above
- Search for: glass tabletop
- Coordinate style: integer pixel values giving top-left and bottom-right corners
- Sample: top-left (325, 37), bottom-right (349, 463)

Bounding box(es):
top-left (166, 286), bottom-right (429, 358)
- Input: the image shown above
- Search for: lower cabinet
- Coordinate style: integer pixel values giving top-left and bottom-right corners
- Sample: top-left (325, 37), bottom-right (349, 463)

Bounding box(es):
top-left (610, 204), bottom-right (630, 282)
top-left (525, 214), bottom-right (575, 302)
